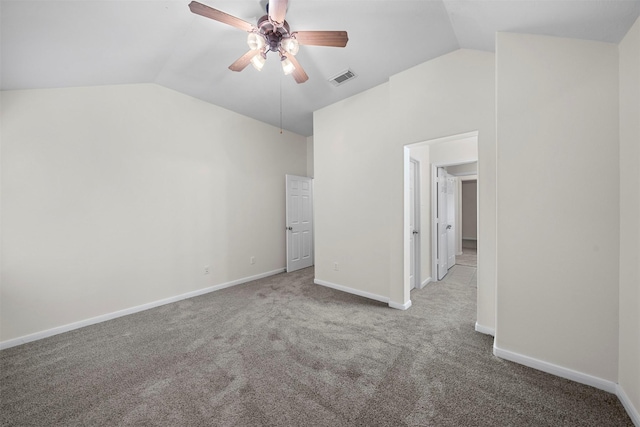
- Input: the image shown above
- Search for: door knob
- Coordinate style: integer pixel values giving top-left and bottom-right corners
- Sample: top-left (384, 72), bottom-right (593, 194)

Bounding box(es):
top-left (446, 225), bottom-right (452, 229)
top-left (412, 230), bottom-right (419, 235)
top-left (286, 226), bottom-right (293, 231)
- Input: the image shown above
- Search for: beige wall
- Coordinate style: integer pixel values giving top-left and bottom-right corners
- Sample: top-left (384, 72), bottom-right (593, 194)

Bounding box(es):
top-left (314, 83), bottom-right (392, 301)
top-left (447, 162), bottom-right (477, 176)
top-left (430, 136), bottom-right (478, 165)
top-left (462, 180), bottom-right (477, 240)
top-left (306, 136), bottom-right (314, 178)
top-left (0, 84), bottom-right (307, 343)
top-left (496, 33), bottom-right (620, 382)
top-left (314, 49), bottom-right (496, 315)
top-left (618, 16), bottom-right (640, 420)
top-left (393, 50), bottom-right (495, 319)
top-left (390, 50), bottom-right (496, 326)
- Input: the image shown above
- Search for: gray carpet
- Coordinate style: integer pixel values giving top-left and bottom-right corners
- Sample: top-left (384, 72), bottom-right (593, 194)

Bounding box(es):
top-left (456, 247), bottom-right (477, 267)
top-left (1, 267), bottom-right (632, 426)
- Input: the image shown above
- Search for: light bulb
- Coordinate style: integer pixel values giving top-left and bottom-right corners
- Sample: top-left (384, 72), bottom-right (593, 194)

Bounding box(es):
top-left (282, 37), bottom-right (299, 56)
top-left (247, 33), bottom-right (265, 51)
top-left (251, 53), bottom-right (266, 71)
top-left (281, 56), bottom-right (295, 75)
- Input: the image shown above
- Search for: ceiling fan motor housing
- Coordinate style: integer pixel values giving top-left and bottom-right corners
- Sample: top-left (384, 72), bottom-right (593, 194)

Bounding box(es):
top-left (257, 15), bottom-right (291, 52)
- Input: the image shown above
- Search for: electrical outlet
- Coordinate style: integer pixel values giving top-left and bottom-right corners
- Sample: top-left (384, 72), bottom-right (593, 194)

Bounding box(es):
top-left (204, 265), bottom-right (210, 275)
top-left (250, 256), bottom-right (255, 265)
top-left (333, 262), bottom-right (339, 271)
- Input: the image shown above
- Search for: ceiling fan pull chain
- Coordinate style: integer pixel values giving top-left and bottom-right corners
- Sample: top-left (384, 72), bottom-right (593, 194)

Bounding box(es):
top-left (280, 75), bottom-right (283, 134)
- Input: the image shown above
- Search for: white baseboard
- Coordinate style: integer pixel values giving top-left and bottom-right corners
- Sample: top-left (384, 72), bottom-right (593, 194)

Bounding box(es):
top-left (618, 385), bottom-right (640, 427)
top-left (418, 276), bottom-right (432, 290)
top-left (389, 300), bottom-right (412, 310)
top-left (493, 344), bottom-right (618, 394)
top-left (475, 322), bottom-right (495, 336)
top-left (313, 279), bottom-right (413, 311)
top-left (0, 268), bottom-right (286, 350)
top-left (494, 345), bottom-right (640, 424)
top-left (314, 278), bottom-right (389, 304)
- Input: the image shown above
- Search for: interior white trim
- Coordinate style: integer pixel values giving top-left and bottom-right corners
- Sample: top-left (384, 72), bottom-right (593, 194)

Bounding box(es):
top-left (389, 300), bottom-right (412, 310)
top-left (314, 279), bottom-right (389, 304)
top-left (475, 322), bottom-right (495, 336)
top-left (403, 147), bottom-right (412, 303)
top-left (493, 344), bottom-right (618, 394)
top-left (419, 276), bottom-right (432, 289)
top-left (431, 164), bottom-right (439, 281)
top-left (617, 385), bottom-right (640, 427)
top-left (409, 157), bottom-right (422, 294)
top-left (419, 130), bottom-right (479, 146)
top-left (0, 268), bottom-right (286, 350)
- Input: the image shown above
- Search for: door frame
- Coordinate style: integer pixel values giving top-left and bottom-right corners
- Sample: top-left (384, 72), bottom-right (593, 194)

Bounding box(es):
top-left (434, 166), bottom-right (450, 280)
top-left (409, 157), bottom-right (421, 290)
top-left (446, 173), bottom-right (457, 269)
top-left (403, 131), bottom-right (479, 304)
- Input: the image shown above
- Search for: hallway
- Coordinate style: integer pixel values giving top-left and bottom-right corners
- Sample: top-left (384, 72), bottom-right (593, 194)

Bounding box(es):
top-left (442, 264), bottom-right (477, 287)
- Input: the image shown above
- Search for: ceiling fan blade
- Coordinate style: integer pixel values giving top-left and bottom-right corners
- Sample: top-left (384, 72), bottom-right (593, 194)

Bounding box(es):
top-left (229, 50), bottom-right (261, 72)
top-left (286, 54), bottom-right (309, 84)
top-left (268, 0), bottom-right (288, 25)
top-left (189, 1), bottom-right (254, 32)
top-left (293, 31), bottom-right (349, 48)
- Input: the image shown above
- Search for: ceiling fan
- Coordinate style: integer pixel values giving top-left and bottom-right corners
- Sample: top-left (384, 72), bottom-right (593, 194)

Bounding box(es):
top-left (188, 0), bottom-right (349, 83)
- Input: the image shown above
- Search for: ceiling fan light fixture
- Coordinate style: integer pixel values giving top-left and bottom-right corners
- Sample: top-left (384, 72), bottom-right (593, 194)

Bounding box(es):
top-left (282, 37), bottom-right (299, 56)
top-left (247, 32), bottom-right (266, 51)
top-left (251, 52), bottom-right (267, 71)
top-left (188, 1), bottom-right (348, 83)
top-left (281, 56), bottom-right (295, 75)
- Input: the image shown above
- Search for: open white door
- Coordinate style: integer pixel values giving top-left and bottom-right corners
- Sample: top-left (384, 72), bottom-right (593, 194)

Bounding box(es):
top-left (286, 175), bottom-right (313, 272)
top-left (437, 167), bottom-right (448, 280)
top-left (447, 175), bottom-right (457, 269)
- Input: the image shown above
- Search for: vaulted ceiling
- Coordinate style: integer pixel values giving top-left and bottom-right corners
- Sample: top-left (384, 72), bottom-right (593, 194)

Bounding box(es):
top-left (2, 0), bottom-right (639, 136)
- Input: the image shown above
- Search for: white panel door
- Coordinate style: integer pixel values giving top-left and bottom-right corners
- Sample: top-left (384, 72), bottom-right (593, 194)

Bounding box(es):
top-left (286, 175), bottom-right (313, 272)
top-left (447, 175), bottom-right (457, 269)
top-left (437, 167), bottom-right (448, 280)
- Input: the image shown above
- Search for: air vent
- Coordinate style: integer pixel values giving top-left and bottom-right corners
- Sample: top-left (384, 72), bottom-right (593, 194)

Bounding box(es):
top-left (328, 69), bottom-right (357, 86)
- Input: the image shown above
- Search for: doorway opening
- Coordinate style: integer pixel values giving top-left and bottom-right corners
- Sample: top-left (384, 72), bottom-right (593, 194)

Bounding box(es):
top-left (432, 162), bottom-right (478, 281)
top-left (403, 131), bottom-right (479, 302)
top-left (458, 178), bottom-right (478, 267)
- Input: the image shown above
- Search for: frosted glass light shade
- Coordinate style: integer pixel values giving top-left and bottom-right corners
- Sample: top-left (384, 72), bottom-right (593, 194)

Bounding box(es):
top-left (247, 33), bottom-right (265, 51)
top-left (281, 56), bottom-right (295, 75)
top-left (282, 38), bottom-right (299, 56)
top-left (251, 53), bottom-right (266, 71)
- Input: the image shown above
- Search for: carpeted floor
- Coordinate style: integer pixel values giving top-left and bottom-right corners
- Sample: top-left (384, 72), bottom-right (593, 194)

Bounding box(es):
top-left (456, 247), bottom-right (477, 267)
top-left (0, 267), bottom-right (632, 426)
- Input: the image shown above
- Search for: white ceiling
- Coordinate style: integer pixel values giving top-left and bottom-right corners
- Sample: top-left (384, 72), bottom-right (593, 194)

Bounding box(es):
top-left (2, 0), bottom-right (639, 136)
